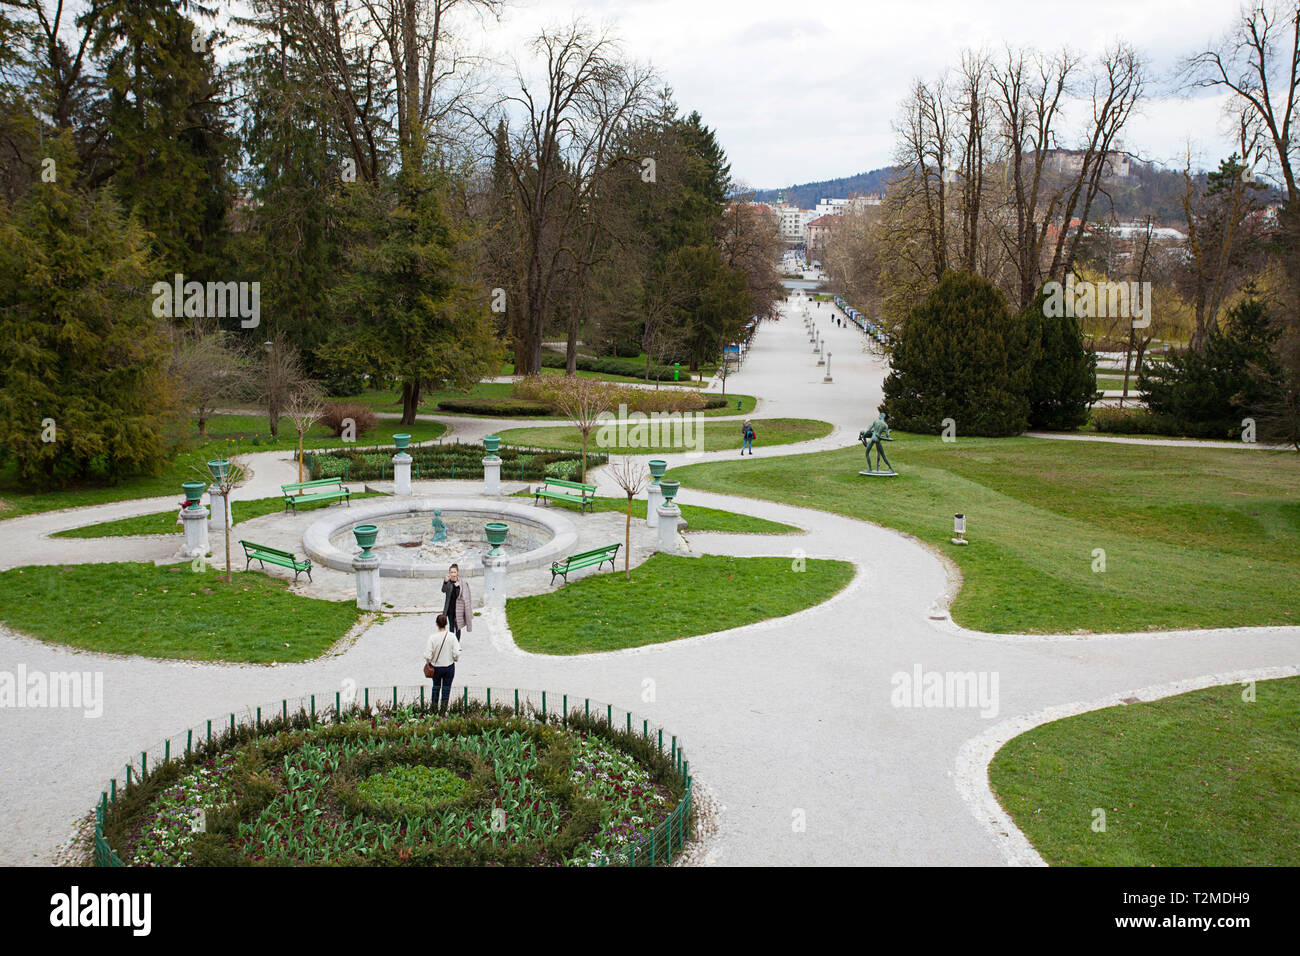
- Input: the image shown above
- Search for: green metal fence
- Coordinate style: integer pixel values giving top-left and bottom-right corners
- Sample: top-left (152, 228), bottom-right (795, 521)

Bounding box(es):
top-left (93, 685), bottom-right (693, 868)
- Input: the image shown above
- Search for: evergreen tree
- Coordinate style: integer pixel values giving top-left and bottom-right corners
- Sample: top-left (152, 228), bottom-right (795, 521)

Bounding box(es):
top-left (0, 139), bottom-right (171, 487)
top-left (1024, 290), bottom-right (1098, 430)
top-left (324, 141), bottom-right (501, 425)
top-left (92, 0), bottom-right (232, 276)
top-left (1141, 297), bottom-right (1282, 439)
top-left (881, 271), bottom-right (1038, 436)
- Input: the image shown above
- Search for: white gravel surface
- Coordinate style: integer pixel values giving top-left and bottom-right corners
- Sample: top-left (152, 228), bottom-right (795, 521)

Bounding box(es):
top-left (1, 302), bottom-right (1296, 866)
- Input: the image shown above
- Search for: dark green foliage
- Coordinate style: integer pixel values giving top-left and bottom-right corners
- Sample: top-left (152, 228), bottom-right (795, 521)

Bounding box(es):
top-left (306, 441), bottom-right (604, 482)
top-left (1089, 407), bottom-right (1186, 436)
top-left (881, 271), bottom-right (1038, 436)
top-left (435, 398), bottom-right (553, 416)
top-left (665, 244), bottom-right (753, 369)
top-left (539, 350), bottom-right (679, 381)
top-left (1141, 298), bottom-right (1282, 439)
top-left (0, 142), bottom-right (171, 487)
top-left (1023, 291), bottom-right (1098, 430)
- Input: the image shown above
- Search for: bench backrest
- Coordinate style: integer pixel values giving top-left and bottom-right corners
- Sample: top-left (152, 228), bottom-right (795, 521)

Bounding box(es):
top-left (563, 544), bottom-right (620, 563)
top-left (282, 478), bottom-right (343, 492)
top-left (542, 477), bottom-right (596, 493)
top-left (240, 540), bottom-right (300, 561)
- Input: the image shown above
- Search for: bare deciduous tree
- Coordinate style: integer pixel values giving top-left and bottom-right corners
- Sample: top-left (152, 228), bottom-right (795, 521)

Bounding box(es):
top-left (286, 381), bottom-right (326, 482)
top-left (549, 376), bottom-right (613, 483)
top-left (169, 324), bottom-right (257, 438)
top-left (606, 456), bottom-right (648, 580)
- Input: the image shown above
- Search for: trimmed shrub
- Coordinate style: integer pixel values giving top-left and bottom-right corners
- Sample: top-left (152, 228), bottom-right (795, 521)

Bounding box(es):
top-left (1089, 407), bottom-right (1185, 436)
top-left (512, 376), bottom-right (706, 414)
top-left (436, 397), bottom-right (553, 416)
top-left (540, 350), bottom-right (681, 381)
top-left (318, 403), bottom-right (379, 438)
top-left (307, 440), bottom-right (604, 482)
top-left (881, 271), bottom-right (1037, 436)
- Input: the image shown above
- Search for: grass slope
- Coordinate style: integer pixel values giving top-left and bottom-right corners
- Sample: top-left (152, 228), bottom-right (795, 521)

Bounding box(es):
top-left (0, 563), bottom-right (361, 663)
top-left (990, 677), bottom-right (1300, 865)
top-left (667, 434), bottom-right (1300, 633)
top-left (507, 553), bottom-right (854, 654)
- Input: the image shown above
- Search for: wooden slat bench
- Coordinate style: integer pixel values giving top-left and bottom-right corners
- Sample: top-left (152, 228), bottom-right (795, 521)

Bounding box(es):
top-left (282, 477), bottom-right (351, 513)
top-left (239, 540), bottom-right (313, 583)
top-left (533, 477), bottom-right (597, 513)
top-left (550, 543), bottom-right (621, 585)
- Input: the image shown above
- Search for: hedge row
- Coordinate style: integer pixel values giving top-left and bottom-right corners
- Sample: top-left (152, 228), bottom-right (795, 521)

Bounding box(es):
top-left (540, 350), bottom-right (686, 381)
top-left (436, 397), bottom-right (553, 416)
top-left (306, 441), bottom-right (605, 482)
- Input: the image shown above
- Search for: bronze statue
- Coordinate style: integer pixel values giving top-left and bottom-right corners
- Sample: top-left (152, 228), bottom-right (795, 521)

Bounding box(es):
top-left (430, 509), bottom-right (448, 543)
top-left (859, 414), bottom-right (896, 475)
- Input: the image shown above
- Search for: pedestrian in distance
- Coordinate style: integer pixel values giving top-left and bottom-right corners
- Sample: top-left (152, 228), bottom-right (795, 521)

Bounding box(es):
top-left (741, 420), bottom-right (756, 456)
top-left (424, 613), bottom-right (460, 715)
top-left (440, 563), bottom-right (472, 640)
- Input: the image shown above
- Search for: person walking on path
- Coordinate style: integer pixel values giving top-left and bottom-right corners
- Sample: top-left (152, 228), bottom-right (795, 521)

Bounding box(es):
top-left (440, 563), bottom-right (472, 639)
top-left (424, 614), bottom-right (460, 714)
top-left (741, 420), bottom-right (756, 456)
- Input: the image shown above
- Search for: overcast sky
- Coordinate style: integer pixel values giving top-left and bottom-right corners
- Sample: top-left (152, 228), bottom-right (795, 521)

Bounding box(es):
top-left (474, 0), bottom-right (1249, 190)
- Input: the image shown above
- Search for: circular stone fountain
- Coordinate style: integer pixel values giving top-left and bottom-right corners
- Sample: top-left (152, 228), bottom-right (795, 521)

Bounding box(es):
top-left (303, 497), bottom-right (578, 578)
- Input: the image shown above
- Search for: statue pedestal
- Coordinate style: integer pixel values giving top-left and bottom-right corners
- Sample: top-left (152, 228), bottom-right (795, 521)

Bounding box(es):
top-left (393, 453), bottom-right (412, 496)
top-left (207, 491), bottom-right (232, 530)
top-left (646, 483), bottom-right (663, 529)
top-left (656, 503), bottom-right (682, 553)
top-left (482, 554), bottom-right (508, 608)
top-left (181, 506), bottom-right (209, 558)
top-left (858, 470), bottom-right (898, 477)
top-left (353, 554), bottom-right (382, 610)
top-left (483, 456), bottom-right (501, 496)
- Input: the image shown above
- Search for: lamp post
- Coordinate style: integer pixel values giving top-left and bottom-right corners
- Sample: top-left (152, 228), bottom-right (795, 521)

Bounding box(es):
top-left (951, 513), bottom-right (968, 546)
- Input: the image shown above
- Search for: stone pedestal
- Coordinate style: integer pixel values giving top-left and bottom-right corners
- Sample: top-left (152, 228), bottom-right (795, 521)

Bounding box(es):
top-left (656, 502), bottom-right (682, 553)
top-left (482, 554), bottom-right (508, 608)
top-left (646, 483), bottom-right (663, 529)
top-left (181, 506), bottom-right (209, 558)
top-left (393, 452), bottom-right (412, 496)
top-left (352, 554), bottom-right (382, 611)
top-left (207, 491), bottom-right (232, 530)
top-left (483, 456), bottom-right (501, 496)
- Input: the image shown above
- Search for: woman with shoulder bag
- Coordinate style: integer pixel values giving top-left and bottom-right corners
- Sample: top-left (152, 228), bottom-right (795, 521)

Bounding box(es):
top-left (423, 613), bottom-right (461, 714)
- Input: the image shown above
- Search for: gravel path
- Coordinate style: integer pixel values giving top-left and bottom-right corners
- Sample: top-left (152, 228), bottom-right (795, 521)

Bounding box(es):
top-left (1, 298), bottom-right (1296, 866)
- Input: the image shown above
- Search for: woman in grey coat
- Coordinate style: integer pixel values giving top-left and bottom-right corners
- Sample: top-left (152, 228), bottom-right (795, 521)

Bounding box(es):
top-left (440, 563), bottom-right (473, 639)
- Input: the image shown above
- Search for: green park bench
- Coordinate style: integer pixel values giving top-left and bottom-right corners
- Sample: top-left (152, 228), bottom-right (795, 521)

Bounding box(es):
top-left (281, 477), bottom-right (351, 513)
top-left (550, 543), bottom-right (621, 586)
top-left (239, 540), bottom-right (313, 583)
top-left (533, 477), bottom-right (597, 513)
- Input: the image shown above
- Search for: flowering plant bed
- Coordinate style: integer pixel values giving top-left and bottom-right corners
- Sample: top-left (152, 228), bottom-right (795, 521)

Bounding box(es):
top-left (97, 698), bottom-right (691, 867)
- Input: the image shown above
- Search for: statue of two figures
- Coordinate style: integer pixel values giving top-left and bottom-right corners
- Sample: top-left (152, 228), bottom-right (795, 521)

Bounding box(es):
top-left (859, 414), bottom-right (897, 476)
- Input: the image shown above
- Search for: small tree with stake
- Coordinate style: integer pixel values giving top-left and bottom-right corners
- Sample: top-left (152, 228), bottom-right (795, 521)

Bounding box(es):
top-left (550, 377), bottom-right (614, 484)
top-left (286, 383), bottom-right (326, 483)
top-left (194, 457), bottom-right (246, 584)
top-left (607, 456), bottom-right (649, 580)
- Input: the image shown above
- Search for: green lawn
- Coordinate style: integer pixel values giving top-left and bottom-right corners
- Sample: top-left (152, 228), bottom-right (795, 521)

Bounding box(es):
top-left (507, 553), bottom-right (855, 654)
top-left (0, 416), bottom-right (444, 521)
top-left (0, 563), bottom-right (362, 662)
top-left (990, 677), bottom-right (1300, 865)
top-left (667, 434), bottom-right (1300, 634)
top-left (513, 492), bottom-right (799, 534)
top-left (495, 418), bottom-right (831, 455)
top-left (51, 492), bottom-right (386, 539)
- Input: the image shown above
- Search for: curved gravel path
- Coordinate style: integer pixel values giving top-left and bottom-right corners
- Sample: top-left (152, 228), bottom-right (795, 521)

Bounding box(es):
top-left (1, 298), bottom-right (1296, 866)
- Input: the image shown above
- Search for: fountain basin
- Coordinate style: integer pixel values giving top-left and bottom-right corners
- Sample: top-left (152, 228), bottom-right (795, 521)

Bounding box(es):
top-left (303, 497), bottom-right (578, 578)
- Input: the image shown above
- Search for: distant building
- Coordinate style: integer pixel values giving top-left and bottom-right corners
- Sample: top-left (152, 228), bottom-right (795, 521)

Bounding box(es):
top-left (1042, 149), bottom-right (1132, 180)
top-left (806, 214), bottom-right (836, 255)
top-left (773, 202), bottom-right (819, 243)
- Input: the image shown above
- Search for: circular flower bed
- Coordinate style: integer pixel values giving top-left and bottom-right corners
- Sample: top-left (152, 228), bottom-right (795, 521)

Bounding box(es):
top-left (98, 699), bottom-right (690, 867)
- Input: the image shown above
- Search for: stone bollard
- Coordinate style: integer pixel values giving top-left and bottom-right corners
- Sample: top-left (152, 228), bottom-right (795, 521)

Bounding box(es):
top-left (646, 482), bottom-right (663, 529)
top-left (483, 456), bottom-right (501, 496)
top-left (656, 502), bottom-right (682, 553)
top-left (482, 554), bottom-right (508, 607)
top-left (207, 490), bottom-right (232, 530)
top-left (824, 352), bottom-right (833, 383)
top-left (393, 452), bottom-right (412, 496)
top-left (182, 505), bottom-right (209, 558)
top-left (353, 553), bottom-right (382, 611)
